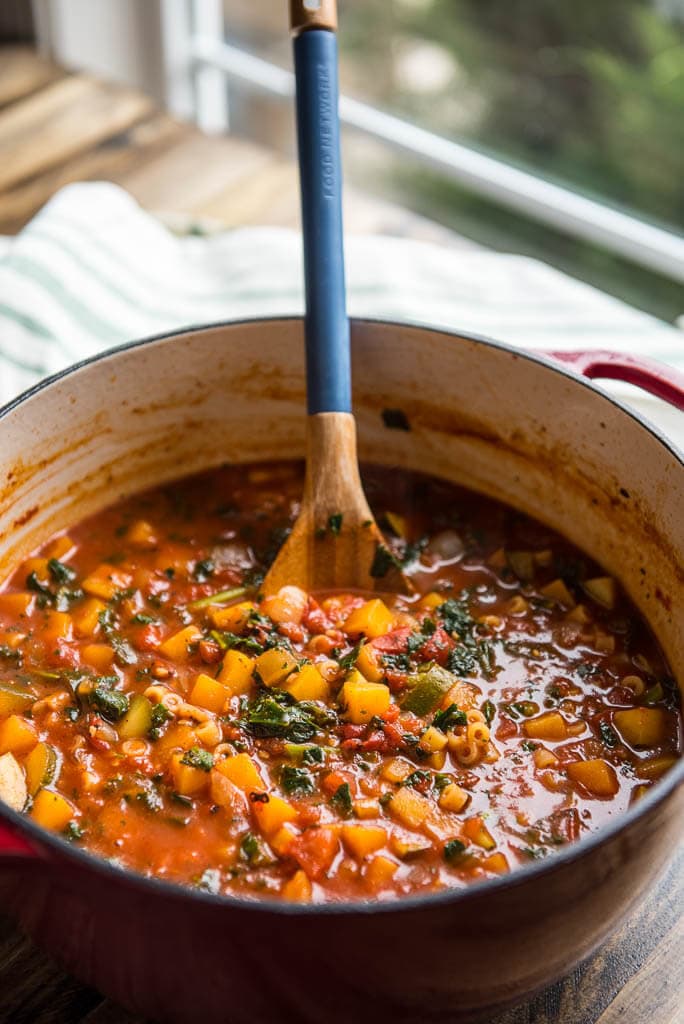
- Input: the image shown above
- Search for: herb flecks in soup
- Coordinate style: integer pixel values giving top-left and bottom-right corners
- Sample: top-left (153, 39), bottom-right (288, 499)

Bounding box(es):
top-left (0, 463), bottom-right (680, 902)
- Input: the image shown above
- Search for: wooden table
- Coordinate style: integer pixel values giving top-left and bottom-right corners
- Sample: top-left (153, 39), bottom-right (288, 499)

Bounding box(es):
top-left (0, 44), bottom-right (681, 1024)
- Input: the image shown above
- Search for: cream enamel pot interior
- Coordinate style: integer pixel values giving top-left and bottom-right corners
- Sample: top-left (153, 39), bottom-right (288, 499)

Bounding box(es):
top-left (0, 317), bottom-right (682, 1024)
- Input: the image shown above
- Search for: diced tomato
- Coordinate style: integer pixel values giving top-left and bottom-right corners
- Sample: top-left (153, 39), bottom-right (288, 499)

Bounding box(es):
top-left (321, 770), bottom-right (355, 796)
top-left (289, 827), bottom-right (339, 880)
top-left (279, 622), bottom-right (305, 644)
top-left (302, 599), bottom-right (333, 634)
top-left (419, 626), bottom-right (454, 665)
top-left (370, 628), bottom-right (411, 655)
top-left (495, 717), bottom-right (518, 741)
top-left (136, 625), bottom-right (162, 651)
top-left (46, 638), bottom-right (80, 669)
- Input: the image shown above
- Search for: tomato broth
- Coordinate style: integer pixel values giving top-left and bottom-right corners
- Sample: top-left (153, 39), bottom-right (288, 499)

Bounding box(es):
top-left (0, 462), bottom-right (679, 903)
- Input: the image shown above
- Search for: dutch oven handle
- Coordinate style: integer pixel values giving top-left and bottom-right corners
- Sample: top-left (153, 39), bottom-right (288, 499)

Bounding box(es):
top-left (546, 349), bottom-right (684, 411)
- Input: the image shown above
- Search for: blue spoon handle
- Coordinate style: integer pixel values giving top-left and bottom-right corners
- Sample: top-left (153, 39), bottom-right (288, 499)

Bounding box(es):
top-left (293, 24), bottom-right (350, 415)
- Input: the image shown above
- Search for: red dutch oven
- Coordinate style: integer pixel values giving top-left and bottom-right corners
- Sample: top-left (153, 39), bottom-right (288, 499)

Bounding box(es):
top-left (0, 318), bottom-right (682, 1023)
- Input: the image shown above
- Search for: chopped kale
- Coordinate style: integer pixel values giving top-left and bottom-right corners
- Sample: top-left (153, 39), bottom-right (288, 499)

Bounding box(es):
top-left (280, 765), bottom-right (314, 796)
top-left (433, 703), bottom-right (467, 732)
top-left (447, 645), bottom-right (477, 675)
top-left (192, 558), bottom-right (215, 582)
top-left (403, 770), bottom-right (431, 790)
top-left (246, 690), bottom-right (336, 743)
top-left (521, 740), bottom-right (539, 752)
top-left (240, 831), bottom-right (272, 867)
top-left (98, 608), bottom-right (137, 666)
top-left (599, 721), bottom-right (618, 748)
top-left (330, 781), bottom-right (353, 818)
top-left (130, 613), bottom-right (159, 625)
top-left (90, 682), bottom-right (129, 722)
top-left (370, 544), bottom-right (401, 579)
top-left (48, 558), bottom-right (76, 584)
top-left (481, 699), bottom-right (496, 724)
top-left (338, 641), bottom-right (363, 672)
top-left (438, 597), bottom-right (475, 640)
top-left (211, 630), bottom-right (265, 656)
top-left (327, 513), bottom-right (343, 536)
top-left (180, 747), bottom-right (214, 772)
top-left (26, 571), bottom-right (53, 607)
top-left (63, 821), bottom-right (84, 842)
top-left (444, 839), bottom-right (467, 862)
top-left (148, 702), bottom-right (172, 740)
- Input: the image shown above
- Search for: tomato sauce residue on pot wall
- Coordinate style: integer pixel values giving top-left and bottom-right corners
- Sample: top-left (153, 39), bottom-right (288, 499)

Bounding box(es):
top-left (0, 462), bottom-right (680, 903)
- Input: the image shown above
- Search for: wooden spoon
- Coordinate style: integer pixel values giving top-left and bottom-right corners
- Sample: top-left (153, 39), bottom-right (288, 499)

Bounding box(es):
top-left (263, 1), bottom-right (410, 596)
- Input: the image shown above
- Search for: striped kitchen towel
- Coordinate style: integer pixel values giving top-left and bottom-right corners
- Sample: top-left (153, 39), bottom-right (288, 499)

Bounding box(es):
top-left (0, 182), bottom-right (681, 443)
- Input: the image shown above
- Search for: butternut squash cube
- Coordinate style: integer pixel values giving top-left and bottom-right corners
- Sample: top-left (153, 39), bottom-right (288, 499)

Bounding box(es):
top-left (216, 753), bottom-right (264, 793)
top-left (82, 563), bottom-right (132, 601)
top-left (252, 794), bottom-right (298, 835)
top-left (43, 610), bottom-right (73, 644)
top-left (170, 751), bottom-right (210, 796)
top-left (81, 644), bottom-right (115, 672)
top-left (353, 798), bottom-right (381, 819)
top-left (216, 650), bottom-right (255, 696)
top-left (363, 854), bottom-right (399, 890)
top-left (417, 726), bottom-right (448, 754)
top-left (614, 708), bottom-right (667, 748)
top-left (0, 592), bottom-right (34, 618)
top-left (211, 601), bottom-right (255, 634)
top-left (31, 789), bottom-right (75, 831)
top-left (533, 747), bottom-right (559, 770)
top-left (387, 786), bottom-right (431, 829)
top-left (483, 852), bottom-right (509, 874)
top-left (343, 599), bottom-right (394, 639)
top-left (540, 579), bottom-right (576, 608)
top-left (438, 783), bottom-right (470, 814)
top-left (463, 815), bottom-right (496, 850)
top-left (342, 823), bottom-right (387, 859)
top-left (355, 642), bottom-right (384, 682)
top-left (283, 664), bottom-right (328, 702)
top-left (282, 869), bottom-right (312, 902)
top-left (127, 519), bottom-right (158, 549)
top-left (190, 673), bottom-right (231, 714)
top-left (254, 648), bottom-right (298, 688)
top-left (635, 755), bottom-right (677, 780)
top-left (418, 591), bottom-right (445, 611)
top-left (567, 758), bottom-right (619, 797)
top-left (73, 598), bottom-right (107, 637)
top-left (340, 674), bottom-right (390, 725)
top-left (583, 576), bottom-right (617, 609)
top-left (158, 625), bottom-right (202, 663)
top-left (0, 715), bottom-right (37, 756)
top-left (154, 543), bottom-right (194, 577)
top-left (523, 711), bottom-right (568, 741)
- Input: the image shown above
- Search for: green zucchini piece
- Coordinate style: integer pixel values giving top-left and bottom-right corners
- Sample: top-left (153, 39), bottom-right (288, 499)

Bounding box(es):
top-left (118, 694), bottom-right (153, 739)
top-left (400, 664), bottom-right (455, 717)
top-left (0, 682), bottom-right (34, 717)
top-left (0, 752), bottom-right (27, 812)
top-left (25, 742), bottom-right (59, 796)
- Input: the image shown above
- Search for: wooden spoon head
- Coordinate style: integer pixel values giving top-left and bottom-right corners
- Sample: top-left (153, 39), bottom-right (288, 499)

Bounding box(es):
top-left (262, 413), bottom-right (413, 596)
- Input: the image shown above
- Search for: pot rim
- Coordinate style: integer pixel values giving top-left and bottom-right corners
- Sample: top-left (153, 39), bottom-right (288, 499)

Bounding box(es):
top-left (0, 313), bottom-right (681, 917)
